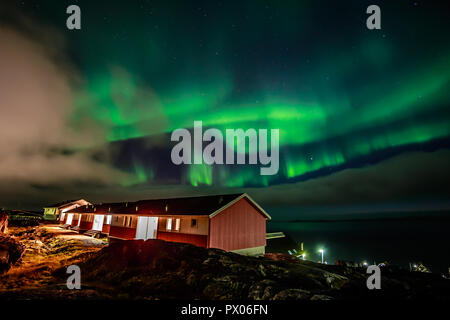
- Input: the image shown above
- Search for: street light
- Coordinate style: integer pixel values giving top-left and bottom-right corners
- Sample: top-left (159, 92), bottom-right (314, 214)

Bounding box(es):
top-left (318, 249), bottom-right (324, 264)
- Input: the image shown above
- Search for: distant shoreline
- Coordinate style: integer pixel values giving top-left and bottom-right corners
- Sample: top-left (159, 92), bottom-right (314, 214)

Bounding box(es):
top-left (273, 214), bottom-right (450, 224)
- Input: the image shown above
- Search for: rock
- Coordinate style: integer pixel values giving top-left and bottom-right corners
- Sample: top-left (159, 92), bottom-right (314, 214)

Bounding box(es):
top-left (0, 212), bottom-right (7, 234)
top-left (272, 288), bottom-right (311, 300)
top-left (248, 279), bottom-right (279, 300)
top-left (202, 257), bottom-right (215, 265)
top-left (219, 255), bottom-right (233, 266)
top-left (323, 271), bottom-right (349, 289)
top-left (186, 272), bottom-right (200, 286)
top-left (258, 264), bottom-right (266, 277)
top-left (0, 235), bottom-right (25, 274)
top-left (203, 275), bottom-right (248, 299)
top-left (0, 250), bottom-right (9, 265)
top-left (310, 294), bottom-right (334, 301)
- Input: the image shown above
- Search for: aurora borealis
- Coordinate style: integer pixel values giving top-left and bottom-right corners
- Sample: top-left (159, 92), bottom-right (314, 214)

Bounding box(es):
top-left (0, 0), bottom-right (449, 212)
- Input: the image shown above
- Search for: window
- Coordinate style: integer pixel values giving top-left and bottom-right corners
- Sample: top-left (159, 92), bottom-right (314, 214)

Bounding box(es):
top-left (123, 216), bottom-right (133, 227)
top-left (191, 219), bottom-right (197, 228)
top-left (166, 218), bottom-right (172, 231)
top-left (174, 218), bottom-right (180, 231)
top-left (106, 215), bottom-right (112, 225)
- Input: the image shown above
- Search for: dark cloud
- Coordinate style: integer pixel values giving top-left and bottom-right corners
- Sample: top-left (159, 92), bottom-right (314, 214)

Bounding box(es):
top-left (0, 5), bottom-right (133, 210)
top-left (248, 149), bottom-right (450, 208)
top-left (3, 149), bottom-right (449, 213)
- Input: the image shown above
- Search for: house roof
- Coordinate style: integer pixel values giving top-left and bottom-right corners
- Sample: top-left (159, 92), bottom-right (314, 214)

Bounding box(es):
top-left (45, 199), bottom-right (78, 208)
top-left (66, 193), bottom-right (271, 220)
top-left (44, 199), bottom-right (89, 209)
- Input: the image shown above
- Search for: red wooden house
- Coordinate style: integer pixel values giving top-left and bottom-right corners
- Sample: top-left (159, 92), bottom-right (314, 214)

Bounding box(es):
top-left (64, 193), bottom-right (271, 256)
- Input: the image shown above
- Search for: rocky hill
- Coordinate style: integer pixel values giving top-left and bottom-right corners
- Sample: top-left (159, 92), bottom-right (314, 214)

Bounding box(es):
top-left (70, 239), bottom-right (450, 300)
top-left (1, 226), bottom-right (449, 300)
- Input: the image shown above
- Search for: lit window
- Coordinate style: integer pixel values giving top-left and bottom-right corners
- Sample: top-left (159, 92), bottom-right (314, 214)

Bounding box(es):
top-left (106, 215), bottom-right (112, 225)
top-left (167, 218), bottom-right (172, 230)
top-left (123, 216), bottom-right (133, 227)
top-left (175, 218), bottom-right (180, 231)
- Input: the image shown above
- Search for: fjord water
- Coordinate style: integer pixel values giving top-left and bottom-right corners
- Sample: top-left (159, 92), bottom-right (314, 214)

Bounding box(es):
top-left (268, 213), bottom-right (450, 274)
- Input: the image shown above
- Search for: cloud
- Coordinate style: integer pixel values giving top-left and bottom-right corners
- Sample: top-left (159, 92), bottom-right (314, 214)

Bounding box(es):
top-left (247, 149), bottom-right (450, 208)
top-left (2, 148), bottom-right (448, 212)
top-left (0, 8), bottom-right (133, 209)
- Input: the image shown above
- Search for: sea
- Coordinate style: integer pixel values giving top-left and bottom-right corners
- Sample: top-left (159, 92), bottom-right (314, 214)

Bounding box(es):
top-left (267, 213), bottom-right (450, 274)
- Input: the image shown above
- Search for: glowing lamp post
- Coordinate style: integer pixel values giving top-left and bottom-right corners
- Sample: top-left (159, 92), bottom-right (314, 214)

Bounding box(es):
top-left (319, 249), bottom-right (324, 264)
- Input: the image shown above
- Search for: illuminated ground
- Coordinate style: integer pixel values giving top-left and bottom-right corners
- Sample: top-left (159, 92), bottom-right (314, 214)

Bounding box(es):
top-left (0, 225), bottom-right (105, 295)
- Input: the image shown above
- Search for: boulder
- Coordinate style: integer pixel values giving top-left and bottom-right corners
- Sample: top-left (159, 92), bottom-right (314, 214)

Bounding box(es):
top-left (0, 212), bottom-right (7, 234)
top-left (0, 235), bottom-right (25, 274)
top-left (272, 288), bottom-right (311, 300)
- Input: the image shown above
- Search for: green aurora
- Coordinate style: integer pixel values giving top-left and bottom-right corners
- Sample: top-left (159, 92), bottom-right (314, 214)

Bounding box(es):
top-left (28, 1), bottom-right (450, 188)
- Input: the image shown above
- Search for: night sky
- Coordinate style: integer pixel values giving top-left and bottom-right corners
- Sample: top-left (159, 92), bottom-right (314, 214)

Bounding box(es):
top-left (0, 0), bottom-right (449, 216)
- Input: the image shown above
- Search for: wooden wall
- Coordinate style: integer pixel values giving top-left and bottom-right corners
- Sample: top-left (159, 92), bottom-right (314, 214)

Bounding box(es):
top-left (102, 224), bottom-right (111, 234)
top-left (158, 216), bottom-right (208, 235)
top-left (109, 225), bottom-right (136, 239)
top-left (71, 214), bottom-right (80, 227)
top-left (208, 197), bottom-right (267, 251)
top-left (157, 231), bottom-right (207, 247)
top-left (79, 221), bottom-right (93, 231)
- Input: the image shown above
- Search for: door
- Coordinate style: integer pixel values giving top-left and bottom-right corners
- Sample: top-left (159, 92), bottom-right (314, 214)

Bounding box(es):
top-left (135, 217), bottom-right (148, 240)
top-left (135, 217), bottom-right (159, 240)
top-left (92, 215), bottom-right (104, 231)
top-left (66, 214), bottom-right (73, 225)
top-left (146, 217), bottom-right (158, 239)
